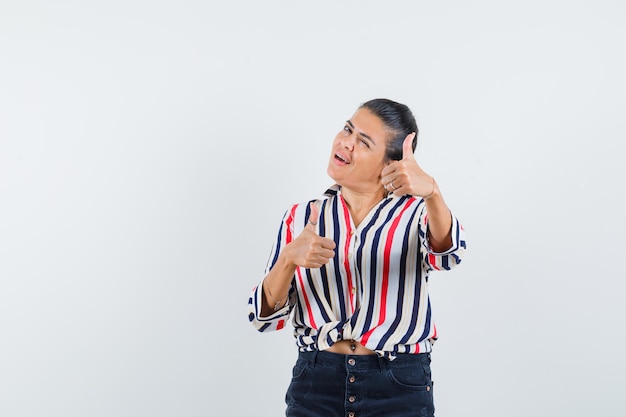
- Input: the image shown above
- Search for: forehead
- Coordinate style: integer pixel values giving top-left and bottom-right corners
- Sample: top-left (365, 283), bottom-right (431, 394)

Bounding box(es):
top-left (349, 108), bottom-right (390, 144)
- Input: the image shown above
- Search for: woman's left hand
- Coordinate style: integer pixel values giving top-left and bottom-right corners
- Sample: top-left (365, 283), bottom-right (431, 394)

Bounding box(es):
top-left (381, 133), bottom-right (434, 197)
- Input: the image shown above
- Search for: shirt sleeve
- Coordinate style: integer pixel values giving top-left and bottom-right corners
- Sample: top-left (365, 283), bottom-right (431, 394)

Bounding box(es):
top-left (247, 206), bottom-right (297, 332)
top-left (420, 207), bottom-right (467, 271)
top-left (248, 278), bottom-right (296, 332)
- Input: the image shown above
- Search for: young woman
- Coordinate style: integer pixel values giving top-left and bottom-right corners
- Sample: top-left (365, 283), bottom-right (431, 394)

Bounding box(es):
top-left (248, 98), bottom-right (466, 417)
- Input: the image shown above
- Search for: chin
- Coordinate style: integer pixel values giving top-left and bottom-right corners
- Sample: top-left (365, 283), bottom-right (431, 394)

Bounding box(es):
top-left (326, 166), bottom-right (340, 183)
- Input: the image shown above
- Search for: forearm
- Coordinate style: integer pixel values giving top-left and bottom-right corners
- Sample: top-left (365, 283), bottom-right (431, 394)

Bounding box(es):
top-left (260, 249), bottom-right (297, 317)
top-left (424, 180), bottom-right (453, 252)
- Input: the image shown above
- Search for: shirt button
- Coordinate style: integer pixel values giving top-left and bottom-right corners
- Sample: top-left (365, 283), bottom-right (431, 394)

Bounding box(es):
top-left (349, 395), bottom-right (356, 403)
top-left (351, 287), bottom-right (355, 294)
top-left (348, 358), bottom-right (356, 366)
top-left (349, 375), bottom-right (356, 383)
top-left (347, 252), bottom-right (352, 259)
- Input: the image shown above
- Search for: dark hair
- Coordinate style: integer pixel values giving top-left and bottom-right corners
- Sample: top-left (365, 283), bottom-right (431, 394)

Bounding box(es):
top-left (360, 98), bottom-right (418, 161)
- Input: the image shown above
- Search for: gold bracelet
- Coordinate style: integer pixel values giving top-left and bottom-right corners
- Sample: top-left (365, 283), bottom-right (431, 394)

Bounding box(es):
top-left (423, 177), bottom-right (435, 200)
top-left (265, 283), bottom-right (287, 311)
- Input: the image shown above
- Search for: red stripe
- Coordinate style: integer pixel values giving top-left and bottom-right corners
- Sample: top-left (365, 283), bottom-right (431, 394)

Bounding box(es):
top-left (296, 264), bottom-right (317, 328)
top-left (285, 205), bottom-right (297, 244)
top-left (339, 195), bottom-right (355, 313)
top-left (277, 320), bottom-right (285, 330)
top-left (428, 253), bottom-right (439, 270)
top-left (414, 343), bottom-right (421, 354)
top-left (361, 198), bottom-right (415, 346)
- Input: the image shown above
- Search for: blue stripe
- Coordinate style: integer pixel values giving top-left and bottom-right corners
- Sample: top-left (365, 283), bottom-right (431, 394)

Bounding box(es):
top-left (305, 199), bottom-right (314, 226)
top-left (441, 255), bottom-right (449, 270)
top-left (294, 290), bottom-right (305, 325)
top-left (269, 210), bottom-right (288, 270)
top-left (399, 247), bottom-right (424, 345)
top-left (330, 197), bottom-right (347, 321)
top-left (418, 299), bottom-right (432, 342)
top-left (305, 268), bottom-right (331, 323)
top-left (317, 203), bottom-right (333, 306)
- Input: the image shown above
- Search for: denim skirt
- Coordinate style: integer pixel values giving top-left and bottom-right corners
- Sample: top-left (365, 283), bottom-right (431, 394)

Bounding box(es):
top-left (285, 350), bottom-right (435, 417)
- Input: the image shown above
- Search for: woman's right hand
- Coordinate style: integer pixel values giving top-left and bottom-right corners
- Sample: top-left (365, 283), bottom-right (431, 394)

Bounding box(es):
top-left (285, 202), bottom-right (336, 269)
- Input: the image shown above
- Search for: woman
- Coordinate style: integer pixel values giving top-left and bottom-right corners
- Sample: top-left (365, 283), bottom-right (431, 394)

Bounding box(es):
top-left (248, 98), bottom-right (466, 417)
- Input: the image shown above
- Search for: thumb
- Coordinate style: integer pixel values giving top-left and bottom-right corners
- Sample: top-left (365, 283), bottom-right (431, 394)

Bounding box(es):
top-left (306, 202), bottom-right (320, 232)
top-left (402, 132), bottom-right (416, 160)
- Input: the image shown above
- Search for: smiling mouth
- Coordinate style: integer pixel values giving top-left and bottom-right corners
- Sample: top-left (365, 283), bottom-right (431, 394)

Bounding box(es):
top-left (335, 153), bottom-right (350, 164)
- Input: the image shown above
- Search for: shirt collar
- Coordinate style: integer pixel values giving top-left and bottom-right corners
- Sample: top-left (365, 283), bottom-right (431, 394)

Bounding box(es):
top-left (323, 184), bottom-right (341, 197)
top-left (323, 184), bottom-right (395, 199)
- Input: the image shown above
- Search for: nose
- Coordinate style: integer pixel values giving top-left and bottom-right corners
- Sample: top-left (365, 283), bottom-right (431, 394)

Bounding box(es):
top-left (340, 134), bottom-right (355, 151)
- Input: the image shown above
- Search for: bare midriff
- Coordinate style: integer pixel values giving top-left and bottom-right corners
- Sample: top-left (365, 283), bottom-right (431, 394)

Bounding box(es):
top-left (326, 340), bottom-right (376, 355)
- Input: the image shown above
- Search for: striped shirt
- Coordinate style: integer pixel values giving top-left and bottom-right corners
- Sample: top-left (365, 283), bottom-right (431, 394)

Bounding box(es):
top-left (248, 184), bottom-right (466, 359)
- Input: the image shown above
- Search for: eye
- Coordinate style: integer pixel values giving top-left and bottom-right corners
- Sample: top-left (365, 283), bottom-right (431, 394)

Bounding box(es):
top-left (343, 125), bottom-right (352, 134)
top-left (360, 138), bottom-right (371, 148)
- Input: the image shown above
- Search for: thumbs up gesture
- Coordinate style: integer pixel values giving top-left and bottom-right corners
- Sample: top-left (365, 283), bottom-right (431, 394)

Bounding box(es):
top-left (286, 202), bottom-right (336, 269)
top-left (381, 133), bottom-right (435, 198)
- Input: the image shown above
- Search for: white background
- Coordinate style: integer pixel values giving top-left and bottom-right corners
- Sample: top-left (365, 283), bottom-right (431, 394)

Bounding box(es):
top-left (1, 1), bottom-right (624, 416)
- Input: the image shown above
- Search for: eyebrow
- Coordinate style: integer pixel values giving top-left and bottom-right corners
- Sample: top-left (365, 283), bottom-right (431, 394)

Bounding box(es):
top-left (346, 120), bottom-right (376, 145)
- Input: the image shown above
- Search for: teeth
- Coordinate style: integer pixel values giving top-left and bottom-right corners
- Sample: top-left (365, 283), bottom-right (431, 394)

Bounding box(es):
top-left (336, 154), bottom-right (348, 163)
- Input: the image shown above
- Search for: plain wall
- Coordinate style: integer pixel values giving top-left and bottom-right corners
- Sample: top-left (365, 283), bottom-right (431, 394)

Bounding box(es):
top-left (1, 1), bottom-right (624, 416)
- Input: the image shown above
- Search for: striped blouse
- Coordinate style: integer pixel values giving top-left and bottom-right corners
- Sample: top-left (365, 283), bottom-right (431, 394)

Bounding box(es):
top-left (248, 184), bottom-right (466, 359)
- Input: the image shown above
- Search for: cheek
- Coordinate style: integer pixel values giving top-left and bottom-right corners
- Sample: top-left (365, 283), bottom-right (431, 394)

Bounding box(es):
top-left (370, 153), bottom-right (387, 171)
top-left (364, 160), bottom-right (384, 180)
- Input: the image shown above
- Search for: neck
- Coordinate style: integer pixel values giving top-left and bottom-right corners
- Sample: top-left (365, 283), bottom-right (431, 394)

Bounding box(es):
top-left (340, 185), bottom-right (387, 227)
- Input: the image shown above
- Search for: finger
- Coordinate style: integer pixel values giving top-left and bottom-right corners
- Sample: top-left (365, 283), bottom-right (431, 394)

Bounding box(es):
top-left (381, 162), bottom-right (398, 177)
top-left (391, 184), bottom-right (407, 196)
top-left (381, 161), bottom-right (400, 189)
top-left (319, 237), bottom-right (336, 250)
top-left (306, 261), bottom-right (327, 269)
top-left (313, 251), bottom-right (335, 264)
top-left (317, 248), bottom-right (336, 259)
top-left (303, 254), bottom-right (332, 269)
top-left (306, 202), bottom-right (320, 232)
top-left (402, 132), bottom-right (417, 160)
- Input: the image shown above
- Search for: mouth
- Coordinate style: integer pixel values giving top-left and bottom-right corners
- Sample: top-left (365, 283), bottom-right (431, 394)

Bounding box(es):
top-left (334, 153), bottom-right (350, 164)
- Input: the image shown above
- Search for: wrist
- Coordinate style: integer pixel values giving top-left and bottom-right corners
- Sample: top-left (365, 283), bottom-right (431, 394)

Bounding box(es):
top-left (263, 280), bottom-right (288, 312)
top-left (423, 177), bottom-right (436, 200)
top-left (279, 245), bottom-right (299, 271)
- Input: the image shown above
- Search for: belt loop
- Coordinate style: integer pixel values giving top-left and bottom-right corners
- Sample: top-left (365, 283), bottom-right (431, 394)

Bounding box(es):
top-left (311, 350), bottom-right (319, 368)
top-left (376, 354), bottom-right (386, 373)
